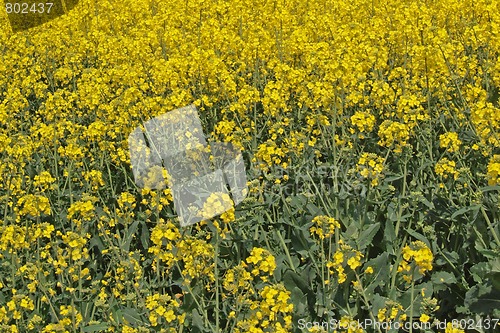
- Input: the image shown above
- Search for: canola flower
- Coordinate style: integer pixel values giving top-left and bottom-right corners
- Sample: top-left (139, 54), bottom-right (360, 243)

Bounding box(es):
top-left (145, 293), bottom-right (185, 327)
top-left (439, 132), bottom-right (462, 153)
top-left (377, 120), bottom-right (411, 154)
top-left (435, 158), bottom-right (460, 180)
top-left (444, 322), bottom-right (466, 333)
top-left (245, 247), bottom-right (277, 281)
top-left (309, 215), bottom-right (341, 240)
top-left (377, 302), bottom-right (407, 322)
top-left (487, 155), bottom-right (500, 185)
top-left (356, 153), bottom-right (385, 186)
top-left (326, 242), bottom-right (364, 284)
top-left (398, 240), bottom-right (434, 283)
top-left (350, 110), bottom-right (376, 137)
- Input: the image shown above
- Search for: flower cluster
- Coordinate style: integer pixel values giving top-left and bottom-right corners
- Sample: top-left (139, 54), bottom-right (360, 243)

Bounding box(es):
top-left (350, 110), bottom-right (376, 135)
top-left (486, 155), bottom-right (500, 186)
top-left (145, 293), bottom-right (185, 327)
top-left (223, 249), bottom-right (292, 332)
top-left (326, 242), bottom-right (364, 284)
top-left (439, 132), bottom-right (462, 153)
top-left (176, 237), bottom-right (215, 285)
top-left (15, 194), bottom-right (51, 219)
top-left (41, 305), bottom-right (83, 332)
top-left (378, 120), bottom-right (411, 153)
top-left (435, 158), bottom-right (459, 180)
top-left (199, 192), bottom-right (234, 220)
top-left (244, 247), bottom-right (277, 281)
top-left (377, 301), bottom-right (406, 322)
top-left (309, 215), bottom-right (341, 240)
top-left (398, 241), bottom-right (434, 283)
top-left (233, 284), bottom-right (293, 333)
top-left (356, 153), bottom-right (385, 186)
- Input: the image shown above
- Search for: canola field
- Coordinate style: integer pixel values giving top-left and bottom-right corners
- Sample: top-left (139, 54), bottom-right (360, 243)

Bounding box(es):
top-left (0, 0), bottom-right (499, 332)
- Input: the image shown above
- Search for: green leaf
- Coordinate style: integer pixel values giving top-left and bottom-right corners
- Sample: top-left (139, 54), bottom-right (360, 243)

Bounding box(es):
top-left (363, 252), bottom-right (390, 296)
top-left (438, 250), bottom-right (459, 265)
top-left (82, 323), bottom-right (110, 332)
top-left (491, 272), bottom-right (500, 291)
top-left (123, 220), bottom-right (140, 252)
top-left (387, 202), bottom-right (398, 222)
top-left (465, 283), bottom-right (500, 315)
top-left (290, 225), bottom-right (314, 257)
top-left (290, 286), bottom-right (308, 316)
top-left (431, 271), bottom-right (457, 285)
top-left (358, 222), bottom-right (380, 250)
top-left (480, 185), bottom-right (500, 193)
top-left (370, 293), bottom-right (388, 319)
top-left (121, 307), bottom-right (142, 326)
top-left (470, 262), bottom-right (490, 283)
top-left (306, 202), bottom-right (321, 215)
top-left (89, 235), bottom-right (105, 252)
top-left (491, 258), bottom-right (500, 273)
top-left (283, 269), bottom-right (309, 293)
top-left (385, 174), bottom-right (404, 182)
top-left (406, 228), bottom-right (430, 247)
top-left (384, 219), bottom-right (396, 252)
top-left (419, 197), bottom-right (435, 210)
top-left (140, 221), bottom-right (150, 250)
top-left (451, 204), bottom-right (480, 220)
top-left (191, 309), bottom-right (206, 331)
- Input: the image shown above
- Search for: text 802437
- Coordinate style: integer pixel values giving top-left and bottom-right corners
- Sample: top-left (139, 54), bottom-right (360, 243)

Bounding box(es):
top-left (5, 2), bottom-right (53, 14)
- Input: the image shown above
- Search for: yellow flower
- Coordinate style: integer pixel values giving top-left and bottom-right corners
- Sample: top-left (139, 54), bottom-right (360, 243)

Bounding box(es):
top-left (350, 110), bottom-right (376, 133)
top-left (309, 215), bottom-right (341, 239)
top-left (439, 132), bottom-right (462, 153)
top-left (419, 313), bottom-right (430, 323)
top-left (356, 153), bottom-right (385, 186)
top-left (378, 120), bottom-right (411, 153)
top-left (486, 155), bottom-right (500, 185)
top-left (435, 158), bottom-right (459, 180)
top-left (33, 171), bottom-right (57, 191)
top-left (16, 194), bottom-right (51, 218)
top-left (199, 192), bottom-right (234, 220)
top-left (398, 240), bottom-right (433, 282)
top-left (246, 247), bottom-right (276, 278)
top-left (445, 322), bottom-right (465, 333)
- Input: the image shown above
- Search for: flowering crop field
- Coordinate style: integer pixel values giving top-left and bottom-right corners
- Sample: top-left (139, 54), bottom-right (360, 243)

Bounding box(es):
top-left (1, 0), bottom-right (500, 332)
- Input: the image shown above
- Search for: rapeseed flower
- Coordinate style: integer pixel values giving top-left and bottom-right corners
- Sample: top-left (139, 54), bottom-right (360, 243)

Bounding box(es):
top-left (435, 158), bottom-right (459, 180)
top-left (486, 155), bottom-right (500, 185)
top-left (326, 242), bottom-right (363, 284)
top-left (398, 240), bottom-right (434, 283)
top-left (16, 194), bottom-right (51, 218)
top-left (309, 215), bottom-right (341, 240)
top-left (350, 110), bottom-right (376, 134)
top-left (356, 153), bottom-right (385, 186)
top-left (378, 120), bottom-right (411, 153)
top-left (439, 132), bottom-right (462, 153)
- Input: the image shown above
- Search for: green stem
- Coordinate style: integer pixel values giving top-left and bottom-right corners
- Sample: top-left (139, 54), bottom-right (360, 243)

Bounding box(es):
top-left (480, 206), bottom-right (500, 248)
top-left (214, 229), bottom-right (220, 332)
top-left (395, 158), bottom-right (408, 238)
top-left (354, 272), bottom-right (383, 333)
top-left (174, 261), bottom-right (215, 332)
top-left (409, 271), bottom-right (415, 333)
